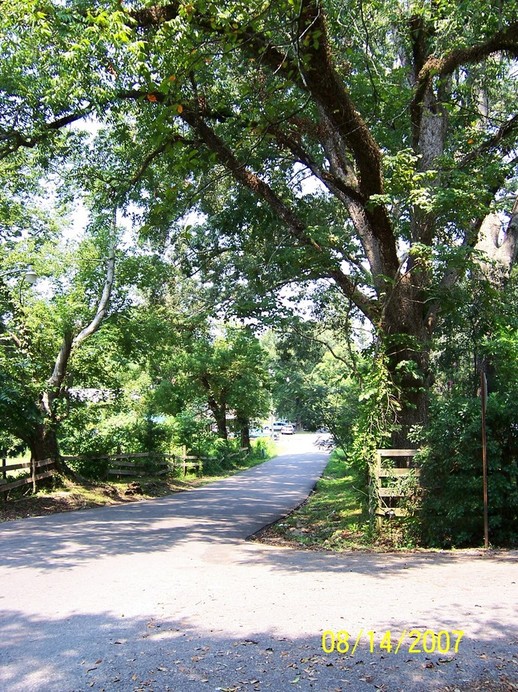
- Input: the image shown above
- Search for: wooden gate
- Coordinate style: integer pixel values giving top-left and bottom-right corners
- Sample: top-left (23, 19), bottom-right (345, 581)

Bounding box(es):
top-left (371, 449), bottom-right (419, 523)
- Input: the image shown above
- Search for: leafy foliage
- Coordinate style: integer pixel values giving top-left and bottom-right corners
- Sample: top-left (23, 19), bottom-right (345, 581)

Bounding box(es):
top-left (1, 0), bottom-right (517, 545)
top-left (417, 391), bottom-right (518, 548)
top-left (416, 270), bottom-right (518, 547)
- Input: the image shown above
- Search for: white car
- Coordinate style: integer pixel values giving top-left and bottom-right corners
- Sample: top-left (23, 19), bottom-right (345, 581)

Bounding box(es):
top-left (272, 421), bottom-right (286, 432)
top-left (281, 424), bottom-right (294, 434)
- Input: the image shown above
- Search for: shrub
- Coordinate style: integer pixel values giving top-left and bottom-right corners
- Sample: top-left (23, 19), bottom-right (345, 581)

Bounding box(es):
top-left (417, 391), bottom-right (518, 547)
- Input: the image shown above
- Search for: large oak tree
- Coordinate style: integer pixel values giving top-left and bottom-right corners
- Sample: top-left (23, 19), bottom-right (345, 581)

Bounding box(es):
top-left (1, 0), bottom-right (517, 444)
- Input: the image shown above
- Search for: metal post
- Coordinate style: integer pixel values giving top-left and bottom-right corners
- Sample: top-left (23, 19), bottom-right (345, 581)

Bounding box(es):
top-left (480, 371), bottom-right (489, 549)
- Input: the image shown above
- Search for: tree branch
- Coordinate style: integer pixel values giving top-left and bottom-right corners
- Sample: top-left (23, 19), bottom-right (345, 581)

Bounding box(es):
top-left (411, 21), bottom-right (518, 140)
top-left (127, 1), bottom-right (399, 279)
top-left (0, 110), bottom-right (90, 159)
top-left (457, 114), bottom-right (518, 169)
top-left (179, 105), bottom-right (378, 321)
top-left (43, 234), bottom-right (116, 416)
top-left (293, 1), bottom-right (399, 276)
top-left (73, 241), bottom-right (116, 346)
top-left (265, 118), bottom-right (386, 281)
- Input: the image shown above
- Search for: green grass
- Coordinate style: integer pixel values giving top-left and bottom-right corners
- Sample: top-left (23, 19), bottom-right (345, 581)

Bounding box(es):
top-left (261, 449), bottom-right (430, 552)
top-left (264, 449), bottom-right (375, 551)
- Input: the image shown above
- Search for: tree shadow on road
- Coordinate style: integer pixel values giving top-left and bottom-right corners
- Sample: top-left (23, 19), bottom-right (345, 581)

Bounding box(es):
top-left (0, 453), bottom-right (329, 570)
top-left (1, 607), bottom-right (516, 692)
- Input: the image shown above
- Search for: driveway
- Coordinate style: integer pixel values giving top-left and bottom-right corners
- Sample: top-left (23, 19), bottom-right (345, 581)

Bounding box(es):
top-left (1, 435), bottom-right (516, 691)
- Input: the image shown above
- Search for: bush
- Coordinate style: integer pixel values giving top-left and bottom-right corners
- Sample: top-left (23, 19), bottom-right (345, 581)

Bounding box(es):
top-left (171, 409), bottom-right (213, 455)
top-left (59, 408), bottom-right (176, 479)
top-left (417, 391), bottom-right (518, 548)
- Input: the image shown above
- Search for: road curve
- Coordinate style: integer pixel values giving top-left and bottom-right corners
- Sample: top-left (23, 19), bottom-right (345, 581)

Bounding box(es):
top-left (1, 434), bottom-right (517, 691)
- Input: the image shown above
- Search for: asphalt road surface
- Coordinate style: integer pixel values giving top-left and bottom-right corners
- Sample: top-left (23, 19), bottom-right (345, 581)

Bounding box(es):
top-left (1, 434), bottom-right (517, 691)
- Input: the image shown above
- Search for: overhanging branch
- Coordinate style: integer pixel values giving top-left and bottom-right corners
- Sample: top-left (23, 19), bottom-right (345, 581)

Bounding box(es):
top-left (411, 21), bottom-right (518, 135)
top-left (179, 105), bottom-right (378, 321)
top-left (0, 110), bottom-right (91, 159)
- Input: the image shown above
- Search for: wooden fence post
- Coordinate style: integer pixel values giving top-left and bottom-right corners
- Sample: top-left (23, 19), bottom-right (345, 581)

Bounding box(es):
top-left (31, 458), bottom-right (37, 493)
top-left (1, 458), bottom-right (5, 508)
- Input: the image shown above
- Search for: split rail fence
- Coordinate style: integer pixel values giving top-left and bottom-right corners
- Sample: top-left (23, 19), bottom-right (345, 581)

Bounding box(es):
top-left (60, 451), bottom-right (207, 478)
top-left (1, 457), bottom-right (56, 496)
top-left (1, 447), bottom-right (249, 498)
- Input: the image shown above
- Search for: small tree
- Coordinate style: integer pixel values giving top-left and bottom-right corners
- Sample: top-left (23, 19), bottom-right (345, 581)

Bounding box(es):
top-left (151, 324), bottom-right (271, 446)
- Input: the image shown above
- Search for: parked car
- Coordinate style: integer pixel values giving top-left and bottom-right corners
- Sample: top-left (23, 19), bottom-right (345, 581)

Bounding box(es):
top-left (272, 421), bottom-right (287, 432)
top-left (281, 424), bottom-right (294, 435)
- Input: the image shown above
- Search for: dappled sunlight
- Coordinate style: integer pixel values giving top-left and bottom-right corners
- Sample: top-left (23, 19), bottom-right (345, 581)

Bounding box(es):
top-left (0, 440), bottom-right (330, 571)
top-left (1, 603), bottom-right (516, 692)
top-left (1, 436), bottom-right (516, 690)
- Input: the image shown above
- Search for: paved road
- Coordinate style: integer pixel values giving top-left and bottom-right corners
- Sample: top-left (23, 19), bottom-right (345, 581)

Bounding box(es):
top-left (1, 435), bottom-right (517, 691)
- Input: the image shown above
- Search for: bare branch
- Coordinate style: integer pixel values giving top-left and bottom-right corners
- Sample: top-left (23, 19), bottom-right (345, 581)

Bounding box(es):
top-left (73, 241), bottom-right (116, 346)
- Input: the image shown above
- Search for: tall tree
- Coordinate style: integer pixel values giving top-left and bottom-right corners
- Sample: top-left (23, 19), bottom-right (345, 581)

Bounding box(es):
top-left (0, 224), bottom-right (117, 463)
top-left (1, 0), bottom-right (517, 443)
top-left (152, 324), bottom-right (271, 446)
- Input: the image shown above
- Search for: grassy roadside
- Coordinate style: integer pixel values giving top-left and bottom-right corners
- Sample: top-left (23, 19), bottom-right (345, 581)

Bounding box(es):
top-left (0, 442), bottom-right (275, 523)
top-left (254, 447), bottom-right (517, 554)
top-left (253, 448), bottom-right (376, 551)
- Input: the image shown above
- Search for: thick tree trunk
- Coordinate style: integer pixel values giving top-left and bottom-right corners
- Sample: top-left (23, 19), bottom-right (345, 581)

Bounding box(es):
top-left (29, 423), bottom-right (59, 462)
top-left (238, 417), bottom-right (251, 450)
top-left (381, 277), bottom-right (431, 448)
top-left (207, 398), bottom-right (228, 440)
top-left (387, 353), bottom-right (430, 449)
top-left (28, 420), bottom-right (79, 480)
top-left (200, 374), bottom-right (228, 440)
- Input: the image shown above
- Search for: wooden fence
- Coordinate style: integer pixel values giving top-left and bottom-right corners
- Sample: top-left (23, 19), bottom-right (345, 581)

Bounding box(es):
top-left (62, 447), bottom-right (249, 478)
top-left (98, 448), bottom-right (249, 477)
top-left (1, 447), bottom-right (250, 499)
top-left (1, 457), bottom-right (56, 495)
top-left (370, 449), bottom-right (420, 523)
top-left (60, 451), bottom-right (205, 478)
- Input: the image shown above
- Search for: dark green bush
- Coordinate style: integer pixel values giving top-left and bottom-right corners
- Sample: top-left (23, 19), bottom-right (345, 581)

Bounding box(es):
top-left (418, 391), bottom-right (518, 547)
